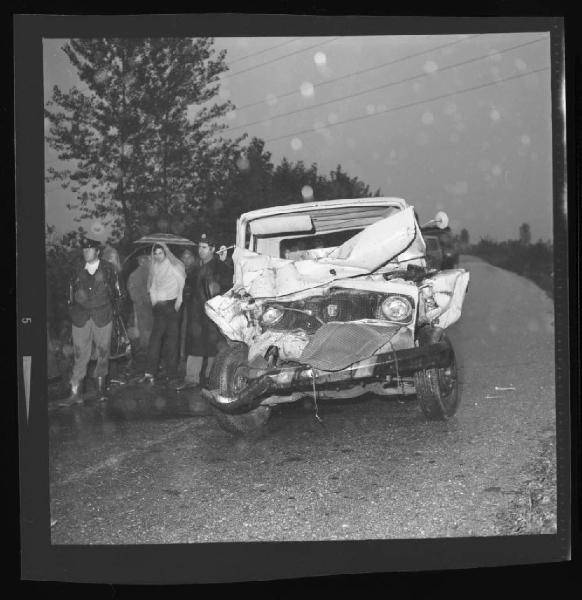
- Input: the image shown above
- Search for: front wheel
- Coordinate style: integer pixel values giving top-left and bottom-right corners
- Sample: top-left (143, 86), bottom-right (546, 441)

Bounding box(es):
top-left (208, 344), bottom-right (271, 435)
top-left (413, 329), bottom-right (459, 420)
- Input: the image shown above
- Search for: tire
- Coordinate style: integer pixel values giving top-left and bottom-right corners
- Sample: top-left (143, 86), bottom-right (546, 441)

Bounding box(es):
top-left (208, 344), bottom-right (271, 435)
top-left (413, 329), bottom-right (459, 420)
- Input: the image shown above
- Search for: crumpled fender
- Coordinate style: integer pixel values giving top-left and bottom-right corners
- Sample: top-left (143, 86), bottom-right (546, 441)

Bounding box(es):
top-left (423, 270), bottom-right (470, 329)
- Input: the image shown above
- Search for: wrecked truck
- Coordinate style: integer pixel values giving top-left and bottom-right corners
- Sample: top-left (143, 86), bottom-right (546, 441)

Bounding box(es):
top-left (201, 197), bottom-right (470, 434)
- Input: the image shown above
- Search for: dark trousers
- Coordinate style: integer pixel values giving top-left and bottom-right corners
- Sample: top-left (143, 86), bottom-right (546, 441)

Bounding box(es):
top-left (146, 300), bottom-right (179, 378)
top-left (134, 301), bottom-right (153, 354)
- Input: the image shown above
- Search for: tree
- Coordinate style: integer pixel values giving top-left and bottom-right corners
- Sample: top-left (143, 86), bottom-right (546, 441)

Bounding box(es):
top-left (316, 165), bottom-right (380, 200)
top-left (210, 138), bottom-right (275, 243)
top-left (269, 160), bottom-right (379, 206)
top-left (519, 222), bottom-right (531, 245)
top-left (45, 225), bottom-right (85, 331)
top-left (271, 158), bottom-right (319, 205)
top-left (45, 37), bottom-right (243, 245)
top-left (199, 142), bottom-right (384, 244)
top-left (460, 228), bottom-right (470, 246)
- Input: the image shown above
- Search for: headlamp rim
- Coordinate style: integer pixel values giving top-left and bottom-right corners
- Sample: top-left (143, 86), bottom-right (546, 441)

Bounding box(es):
top-left (380, 295), bottom-right (414, 322)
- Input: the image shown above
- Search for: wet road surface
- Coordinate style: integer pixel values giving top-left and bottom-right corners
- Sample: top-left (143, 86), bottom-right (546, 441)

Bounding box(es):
top-left (49, 256), bottom-right (557, 543)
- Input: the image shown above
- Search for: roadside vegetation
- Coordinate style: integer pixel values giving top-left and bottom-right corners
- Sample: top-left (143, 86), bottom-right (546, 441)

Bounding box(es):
top-left (45, 38), bottom-right (379, 252)
top-left (467, 224), bottom-right (554, 299)
top-left (45, 39), bottom-right (381, 334)
top-left (495, 432), bottom-right (557, 535)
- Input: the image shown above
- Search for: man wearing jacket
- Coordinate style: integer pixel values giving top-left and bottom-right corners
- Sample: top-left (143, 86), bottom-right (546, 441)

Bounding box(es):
top-left (178, 233), bottom-right (233, 389)
top-left (64, 237), bottom-right (122, 404)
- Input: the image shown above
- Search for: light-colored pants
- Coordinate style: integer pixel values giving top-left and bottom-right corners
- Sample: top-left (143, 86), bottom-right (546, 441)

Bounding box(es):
top-left (71, 318), bottom-right (112, 386)
top-left (185, 355), bottom-right (215, 385)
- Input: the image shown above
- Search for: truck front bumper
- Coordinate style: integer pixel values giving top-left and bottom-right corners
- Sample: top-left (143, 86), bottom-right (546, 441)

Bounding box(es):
top-left (202, 338), bottom-right (453, 415)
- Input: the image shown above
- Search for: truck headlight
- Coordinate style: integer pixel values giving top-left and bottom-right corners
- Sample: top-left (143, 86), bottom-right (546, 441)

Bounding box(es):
top-left (261, 306), bottom-right (284, 325)
top-left (380, 295), bottom-right (413, 322)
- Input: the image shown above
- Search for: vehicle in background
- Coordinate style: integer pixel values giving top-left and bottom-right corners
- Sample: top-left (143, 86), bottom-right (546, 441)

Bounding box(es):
top-left (423, 234), bottom-right (444, 270)
top-left (421, 225), bottom-right (459, 269)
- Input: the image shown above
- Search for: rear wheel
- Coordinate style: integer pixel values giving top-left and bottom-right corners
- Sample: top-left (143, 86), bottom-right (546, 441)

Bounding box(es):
top-left (413, 329), bottom-right (459, 420)
top-left (208, 344), bottom-right (271, 435)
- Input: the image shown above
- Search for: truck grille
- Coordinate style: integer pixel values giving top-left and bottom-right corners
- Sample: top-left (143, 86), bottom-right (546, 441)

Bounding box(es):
top-left (267, 289), bottom-right (387, 333)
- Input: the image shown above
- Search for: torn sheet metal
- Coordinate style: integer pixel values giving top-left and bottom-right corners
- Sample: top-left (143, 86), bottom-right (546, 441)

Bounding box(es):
top-left (205, 293), bottom-right (261, 345)
top-left (205, 203), bottom-right (470, 346)
top-left (248, 329), bottom-right (311, 362)
top-left (232, 206), bottom-right (421, 299)
top-left (422, 270), bottom-right (471, 329)
top-left (232, 248), bottom-right (367, 298)
top-left (324, 206), bottom-right (419, 269)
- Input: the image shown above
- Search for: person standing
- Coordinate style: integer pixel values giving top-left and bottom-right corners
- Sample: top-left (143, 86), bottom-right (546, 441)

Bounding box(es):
top-left (63, 237), bottom-right (122, 404)
top-left (102, 244), bottom-right (123, 274)
top-left (178, 233), bottom-right (233, 389)
top-left (127, 252), bottom-right (153, 358)
top-left (178, 248), bottom-right (198, 367)
top-left (140, 243), bottom-right (185, 385)
top-left (101, 243), bottom-right (130, 377)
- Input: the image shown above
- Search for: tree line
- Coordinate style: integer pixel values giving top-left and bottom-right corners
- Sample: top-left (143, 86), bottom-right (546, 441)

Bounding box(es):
top-left (45, 37), bottom-right (379, 252)
top-left (44, 37), bottom-right (380, 330)
top-left (469, 224), bottom-right (554, 299)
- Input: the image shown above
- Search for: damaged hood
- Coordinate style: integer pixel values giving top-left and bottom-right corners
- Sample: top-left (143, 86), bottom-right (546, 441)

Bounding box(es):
top-left (233, 206), bottom-right (422, 299)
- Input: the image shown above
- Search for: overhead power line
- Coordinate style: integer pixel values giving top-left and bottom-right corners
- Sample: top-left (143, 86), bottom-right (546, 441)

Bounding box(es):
top-left (227, 36), bottom-right (547, 134)
top-left (227, 38), bottom-right (302, 66)
top-left (227, 37), bottom-right (342, 78)
top-left (235, 34), bottom-right (481, 112)
top-left (262, 65), bottom-right (550, 144)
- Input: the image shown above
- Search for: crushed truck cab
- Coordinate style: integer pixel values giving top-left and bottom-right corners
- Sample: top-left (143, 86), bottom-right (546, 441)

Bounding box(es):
top-left (202, 197), bottom-right (469, 434)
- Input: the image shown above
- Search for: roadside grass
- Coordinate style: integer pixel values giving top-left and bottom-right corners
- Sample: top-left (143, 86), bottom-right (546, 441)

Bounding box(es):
top-left (495, 435), bottom-right (557, 535)
top-left (469, 239), bottom-right (554, 300)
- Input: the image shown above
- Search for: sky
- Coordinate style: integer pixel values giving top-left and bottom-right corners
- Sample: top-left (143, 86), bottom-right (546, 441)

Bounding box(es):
top-left (44, 32), bottom-right (554, 243)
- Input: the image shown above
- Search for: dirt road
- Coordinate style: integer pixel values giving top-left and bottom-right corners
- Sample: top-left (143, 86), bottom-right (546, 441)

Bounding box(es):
top-left (49, 256), bottom-right (557, 543)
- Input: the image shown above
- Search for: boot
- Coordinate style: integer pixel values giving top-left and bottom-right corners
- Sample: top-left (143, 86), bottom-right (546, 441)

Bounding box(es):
top-left (58, 381), bottom-right (83, 407)
top-left (171, 378), bottom-right (193, 391)
top-left (138, 372), bottom-right (155, 384)
top-left (95, 376), bottom-right (108, 402)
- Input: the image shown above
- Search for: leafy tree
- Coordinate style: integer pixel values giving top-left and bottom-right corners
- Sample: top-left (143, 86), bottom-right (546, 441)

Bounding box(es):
top-left (208, 137), bottom-right (276, 243)
top-left (271, 157), bottom-right (320, 205)
top-left (45, 37), bottom-right (243, 245)
top-left (45, 225), bottom-right (85, 331)
top-left (268, 161), bottom-right (379, 206)
top-left (316, 165), bottom-right (380, 200)
top-left (200, 141), bottom-right (383, 244)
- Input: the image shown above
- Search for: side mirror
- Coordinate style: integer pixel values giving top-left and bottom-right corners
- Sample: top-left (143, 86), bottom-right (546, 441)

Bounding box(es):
top-left (422, 211), bottom-right (450, 230)
top-left (434, 211), bottom-right (449, 229)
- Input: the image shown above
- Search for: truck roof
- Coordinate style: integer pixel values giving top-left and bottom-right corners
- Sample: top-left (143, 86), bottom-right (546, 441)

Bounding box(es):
top-left (239, 197), bottom-right (410, 224)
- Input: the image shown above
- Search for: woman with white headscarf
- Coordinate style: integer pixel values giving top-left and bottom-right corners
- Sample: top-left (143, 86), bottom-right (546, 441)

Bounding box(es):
top-left (140, 242), bottom-right (186, 385)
